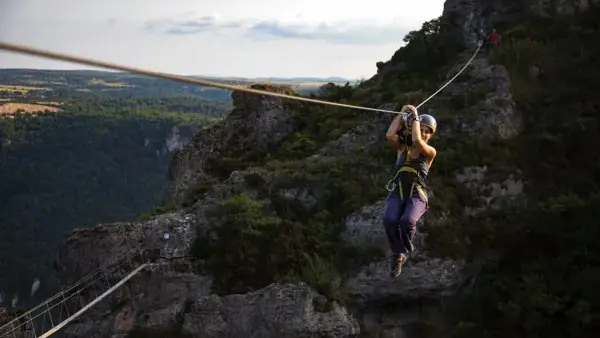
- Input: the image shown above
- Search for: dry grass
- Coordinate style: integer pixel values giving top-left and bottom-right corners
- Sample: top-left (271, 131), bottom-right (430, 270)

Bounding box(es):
top-left (0, 85), bottom-right (49, 93)
top-left (0, 103), bottom-right (60, 116)
top-left (35, 101), bottom-right (63, 106)
top-left (22, 80), bottom-right (66, 86)
top-left (89, 78), bottom-right (131, 87)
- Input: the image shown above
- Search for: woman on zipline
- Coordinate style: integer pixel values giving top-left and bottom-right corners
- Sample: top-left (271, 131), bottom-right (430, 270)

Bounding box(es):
top-left (383, 104), bottom-right (437, 278)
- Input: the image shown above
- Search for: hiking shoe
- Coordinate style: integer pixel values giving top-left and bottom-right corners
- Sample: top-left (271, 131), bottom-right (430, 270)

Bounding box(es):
top-left (392, 253), bottom-right (408, 279)
top-left (389, 254), bottom-right (399, 278)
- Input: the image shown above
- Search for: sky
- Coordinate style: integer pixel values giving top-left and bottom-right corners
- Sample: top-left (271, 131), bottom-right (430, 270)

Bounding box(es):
top-left (0, 0), bottom-right (446, 79)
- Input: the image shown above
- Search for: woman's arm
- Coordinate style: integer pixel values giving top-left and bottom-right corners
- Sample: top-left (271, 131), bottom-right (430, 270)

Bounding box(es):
top-left (407, 107), bottom-right (436, 159)
top-left (386, 113), bottom-right (406, 155)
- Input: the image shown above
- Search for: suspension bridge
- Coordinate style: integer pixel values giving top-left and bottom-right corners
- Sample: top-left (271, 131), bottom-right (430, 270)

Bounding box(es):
top-left (0, 249), bottom-right (148, 338)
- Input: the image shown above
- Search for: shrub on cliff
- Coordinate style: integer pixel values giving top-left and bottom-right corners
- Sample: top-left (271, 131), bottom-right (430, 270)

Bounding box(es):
top-left (191, 193), bottom-right (341, 298)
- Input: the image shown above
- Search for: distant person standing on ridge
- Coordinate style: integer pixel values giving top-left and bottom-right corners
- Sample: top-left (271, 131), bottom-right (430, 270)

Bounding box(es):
top-left (383, 104), bottom-right (437, 279)
top-left (488, 29), bottom-right (501, 47)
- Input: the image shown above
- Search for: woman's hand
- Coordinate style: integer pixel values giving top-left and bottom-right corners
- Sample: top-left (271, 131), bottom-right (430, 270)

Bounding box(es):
top-left (405, 104), bottom-right (418, 122)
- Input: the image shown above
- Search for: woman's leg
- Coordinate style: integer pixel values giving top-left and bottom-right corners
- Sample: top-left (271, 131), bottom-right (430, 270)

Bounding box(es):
top-left (382, 190), bottom-right (405, 255)
top-left (398, 195), bottom-right (428, 255)
top-left (382, 190), bottom-right (407, 278)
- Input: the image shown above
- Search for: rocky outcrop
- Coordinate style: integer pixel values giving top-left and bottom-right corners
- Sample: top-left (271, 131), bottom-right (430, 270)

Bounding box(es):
top-left (316, 114), bottom-right (394, 157)
top-left (341, 200), bottom-right (467, 337)
top-left (164, 126), bottom-right (185, 152)
top-left (54, 164), bottom-right (361, 337)
top-left (182, 283), bottom-right (360, 338)
top-left (56, 211), bottom-right (197, 285)
top-left (443, 0), bottom-right (599, 50)
top-left (55, 214), bottom-right (360, 337)
top-left (529, 0), bottom-right (600, 15)
top-left (167, 85), bottom-right (298, 206)
top-left (60, 279), bottom-right (358, 338)
top-left (445, 56), bottom-right (523, 139)
top-left (455, 165), bottom-right (525, 215)
top-left (61, 264), bottom-right (212, 338)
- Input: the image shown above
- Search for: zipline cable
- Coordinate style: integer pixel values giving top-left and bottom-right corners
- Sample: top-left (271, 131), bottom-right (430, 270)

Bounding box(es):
top-left (0, 40), bottom-right (482, 114)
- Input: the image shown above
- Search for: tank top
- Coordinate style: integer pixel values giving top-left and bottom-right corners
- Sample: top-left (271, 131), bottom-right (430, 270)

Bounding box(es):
top-left (393, 148), bottom-right (430, 199)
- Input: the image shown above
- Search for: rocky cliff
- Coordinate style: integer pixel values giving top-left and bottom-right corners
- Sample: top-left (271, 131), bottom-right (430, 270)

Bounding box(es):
top-left (168, 85), bottom-right (298, 207)
top-left (11, 1), bottom-right (599, 337)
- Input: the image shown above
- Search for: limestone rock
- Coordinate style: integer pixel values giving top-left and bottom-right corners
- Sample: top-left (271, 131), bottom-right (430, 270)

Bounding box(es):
top-left (168, 85), bottom-right (298, 206)
top-left (56, 211), bottom-right (197, 284)
top-left (182, 283), bottom-right (360, 338)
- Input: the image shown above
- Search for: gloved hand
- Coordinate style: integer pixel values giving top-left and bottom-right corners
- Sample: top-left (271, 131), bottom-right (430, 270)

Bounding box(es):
top-left (400, 104), bottom-right (418, 128)
top-left (396, 126), bottom-right (412, 145)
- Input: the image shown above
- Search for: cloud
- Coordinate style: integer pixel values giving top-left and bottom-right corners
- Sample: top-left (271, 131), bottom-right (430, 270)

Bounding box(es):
top-left (247, 20), bottom-right (410, 45)
top-left (144, 13), bottom-right (243, 35)
top-left (144, 11), bottom-right (410, 45)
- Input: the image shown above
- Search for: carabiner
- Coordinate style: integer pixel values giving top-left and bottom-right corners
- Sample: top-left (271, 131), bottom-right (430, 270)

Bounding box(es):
top-left (385, 179), bottom-right (396, 192)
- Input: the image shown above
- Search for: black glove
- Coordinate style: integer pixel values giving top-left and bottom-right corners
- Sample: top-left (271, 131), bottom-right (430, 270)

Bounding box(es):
top-left (396, 127), bottom-right (406, 144)
top-left (396, 127), bottom-right (412, 146)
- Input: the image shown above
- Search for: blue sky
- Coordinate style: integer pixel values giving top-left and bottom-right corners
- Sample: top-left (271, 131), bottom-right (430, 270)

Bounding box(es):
top-left (0, 0), bottom-right (446, 78)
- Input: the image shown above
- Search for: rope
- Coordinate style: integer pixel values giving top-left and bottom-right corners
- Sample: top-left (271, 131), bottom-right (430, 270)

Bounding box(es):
top-left (415, 40), bottom-right (483, 109)
top-left (0, 40), bottom-right (482, 114)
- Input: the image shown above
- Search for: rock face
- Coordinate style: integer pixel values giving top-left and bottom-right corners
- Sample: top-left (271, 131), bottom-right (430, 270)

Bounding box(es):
top-left (55, 211), bottom-right (197, 285)
top-left (167, 85), bottom-right (298, 206)
top-left (443, 0), bottom-right (599, 50)
top-left (455, 165), bottom-right (525, 215)
top-left (444, 56), bottom-right (523, 140)
top-left (528, 0), bottom-right (600, 15)
top-left (182, 283), bottom-right (360, 338)
top-left (62, 264), bottom-right (213, 338)
top-left (55, 208), bottom-right (360, 338)
top-left (341, 201), bottom-right (467, 337)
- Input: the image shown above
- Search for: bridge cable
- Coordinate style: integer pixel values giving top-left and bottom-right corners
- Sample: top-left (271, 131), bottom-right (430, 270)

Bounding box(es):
top-left (0, 249), bottom-right (139, 333)
top-left (39, 263), bottom-right (148, 338)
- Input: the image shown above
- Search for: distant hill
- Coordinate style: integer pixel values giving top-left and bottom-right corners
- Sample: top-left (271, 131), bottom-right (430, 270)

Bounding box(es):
top-left (201, 76), bottom-right (354, 83)
top-left (0, 69), bottom-right (354, 103)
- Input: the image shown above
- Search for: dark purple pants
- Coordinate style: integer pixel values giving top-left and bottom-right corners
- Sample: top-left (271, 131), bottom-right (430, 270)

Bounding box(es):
top-left (382, 189), bottom-right (427, 255)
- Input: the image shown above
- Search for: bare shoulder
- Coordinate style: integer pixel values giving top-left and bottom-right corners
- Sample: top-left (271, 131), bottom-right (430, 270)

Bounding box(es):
top-left (429, 145), bottom-right (437, 157)
top-left (426, 146), bottom-right (437, 166)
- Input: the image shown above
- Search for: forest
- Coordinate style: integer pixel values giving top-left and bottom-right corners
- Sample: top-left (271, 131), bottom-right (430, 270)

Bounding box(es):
top-left (0, 95), bottom-right (230, 308)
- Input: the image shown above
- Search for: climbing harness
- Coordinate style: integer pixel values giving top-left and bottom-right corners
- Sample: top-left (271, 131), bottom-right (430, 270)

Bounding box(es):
top-left (384, 148), bottom-right (429, 203)
top-left (0, 40), bottom-right (482, 115)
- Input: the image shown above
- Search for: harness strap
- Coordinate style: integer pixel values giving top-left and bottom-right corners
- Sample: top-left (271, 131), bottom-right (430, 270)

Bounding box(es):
top-left (386, 166), bottom-right (428, 203)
